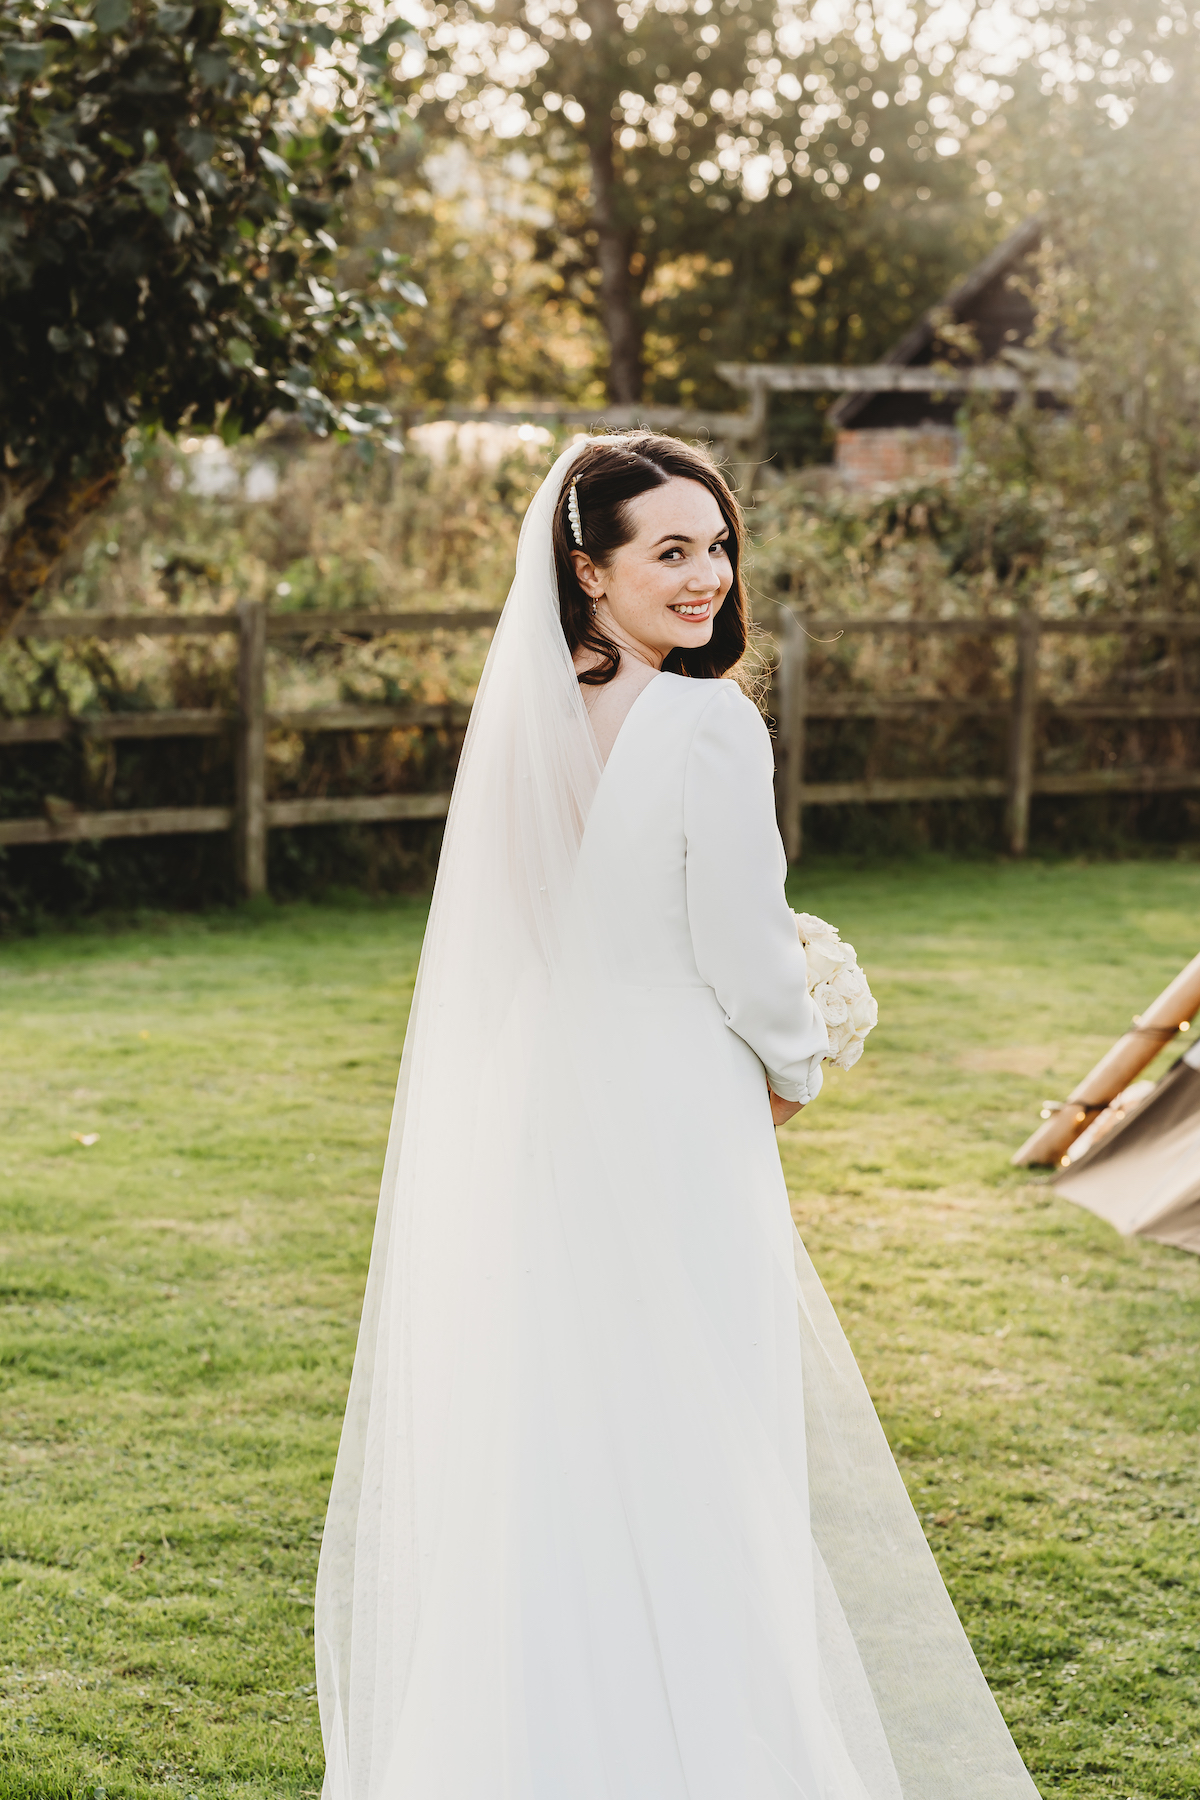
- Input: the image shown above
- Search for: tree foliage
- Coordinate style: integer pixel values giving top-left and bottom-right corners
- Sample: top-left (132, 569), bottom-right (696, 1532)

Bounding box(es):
top-left (400, 0), bottom-right (1013, 410)
top-left (340, 131), bottom-right (609, 413)
top-left (958, 20), bottom-right (1200, 614)
top-left (0, 0), bottom-right (423, 633)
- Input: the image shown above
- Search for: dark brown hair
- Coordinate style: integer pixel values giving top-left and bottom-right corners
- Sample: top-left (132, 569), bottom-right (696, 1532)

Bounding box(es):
top-left (552, 433), bottom-right (748, 686)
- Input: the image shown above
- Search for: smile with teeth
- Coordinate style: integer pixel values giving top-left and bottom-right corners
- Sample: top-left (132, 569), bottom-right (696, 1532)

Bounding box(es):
top-left (670, 600), bottom-right (712, 618)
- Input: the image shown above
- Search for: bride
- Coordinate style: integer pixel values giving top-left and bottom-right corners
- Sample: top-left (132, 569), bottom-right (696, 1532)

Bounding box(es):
top-left (314, 435), bottom-right (1040, 1799)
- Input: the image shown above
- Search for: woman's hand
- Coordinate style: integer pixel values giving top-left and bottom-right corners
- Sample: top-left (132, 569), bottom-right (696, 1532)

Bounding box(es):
top-left (769, 1088), bottom-right (804, 1129)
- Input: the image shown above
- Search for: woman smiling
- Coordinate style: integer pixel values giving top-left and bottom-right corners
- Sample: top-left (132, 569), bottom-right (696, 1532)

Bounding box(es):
top-left (314, 434), bottom-right (1041, 1800)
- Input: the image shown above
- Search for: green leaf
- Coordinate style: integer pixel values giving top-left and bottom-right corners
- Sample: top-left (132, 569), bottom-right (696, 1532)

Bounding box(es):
top-left (227, 338), bottom-right (254, 367)
top-left (93, 0), bottom-right (132, 34)
top-left (4, 43), bottom-right (49, 79)
top-left (359, 21), bottom-right (412, 72)
top-left (49, 16), bottom-right (97, 42)
top-left (100, 132), bottom-right (136, 157)
top-left (177, 126), bottom-right (214, 164)
top-left (156, 4), bottom-right (195, 32)
top-left (126, 161), bottom-right (172, 215)
top-left (395, 279), bottom-right (426, 307)
top-left (258, 147), bottom-right (291, 181)
top-left (193, 48), bottom-right (229, 87)
top-left (0, 155), bottom-right (19, 189)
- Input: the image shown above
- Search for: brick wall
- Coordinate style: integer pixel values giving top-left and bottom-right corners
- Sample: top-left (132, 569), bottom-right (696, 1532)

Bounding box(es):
top-left (835, 425), bottom-right (960, 489)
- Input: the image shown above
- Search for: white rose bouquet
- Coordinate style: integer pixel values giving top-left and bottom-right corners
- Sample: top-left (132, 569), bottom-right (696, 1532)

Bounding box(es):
top-left (794, 912), bottom-right (878, 1072)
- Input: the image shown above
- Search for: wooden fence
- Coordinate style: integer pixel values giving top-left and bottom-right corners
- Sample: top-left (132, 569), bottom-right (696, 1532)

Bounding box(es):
top-left (0, 603), bottom-right (492, 895)
top-left (2, 606), bottom-right (1198, 890)
top-left (771, 611), bottom-right (1200, 862)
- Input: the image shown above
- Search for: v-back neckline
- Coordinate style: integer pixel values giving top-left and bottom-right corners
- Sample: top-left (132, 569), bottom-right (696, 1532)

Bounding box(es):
top-left (590, 671), bottom-right (666, 779)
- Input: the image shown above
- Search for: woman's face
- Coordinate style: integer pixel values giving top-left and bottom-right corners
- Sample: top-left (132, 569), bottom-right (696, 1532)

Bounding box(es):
top-left (571, 476), bottom-right (733, 667)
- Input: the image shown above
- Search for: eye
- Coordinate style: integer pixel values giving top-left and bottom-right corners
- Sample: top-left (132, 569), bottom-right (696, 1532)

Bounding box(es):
top-left (710, 540), bottom-right (729, 556)
top-left (659, 547), bottom-right (684, 561)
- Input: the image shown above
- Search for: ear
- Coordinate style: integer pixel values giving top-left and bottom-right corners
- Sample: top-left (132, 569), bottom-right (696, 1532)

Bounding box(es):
top-left (569, 548), bottom-right (606, 600)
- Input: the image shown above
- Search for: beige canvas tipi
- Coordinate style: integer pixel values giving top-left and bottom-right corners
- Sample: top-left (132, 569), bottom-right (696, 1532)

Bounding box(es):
top-left (1055, 1043), bottom-right (1200, 1253)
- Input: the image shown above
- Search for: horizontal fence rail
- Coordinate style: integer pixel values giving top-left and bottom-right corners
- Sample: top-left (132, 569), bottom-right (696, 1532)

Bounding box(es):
top-left (0, 701), bottom-right (472, 746)
top-left (13, 609), bottom-right (504, 643)
top-left (771, 611), bottom-right (1200, 859)
top-left (1, 602), bottom-right (486, 888)
top-left (2, 605), bottom-right (1197, 882)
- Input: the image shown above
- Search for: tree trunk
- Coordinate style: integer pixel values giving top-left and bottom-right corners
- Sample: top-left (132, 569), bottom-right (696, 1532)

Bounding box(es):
top-left (580, 0), bottom-right (642, 404)
top-left (0, 457), bottom-right (123, 638)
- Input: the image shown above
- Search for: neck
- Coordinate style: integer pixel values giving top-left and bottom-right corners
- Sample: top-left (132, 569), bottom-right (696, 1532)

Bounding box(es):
top-left (593, 605), bottom-right (664, 673)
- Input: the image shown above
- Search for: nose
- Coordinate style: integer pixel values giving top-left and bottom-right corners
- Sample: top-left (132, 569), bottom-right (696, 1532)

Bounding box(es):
top-left (688, 554), bottom-right (722, 594)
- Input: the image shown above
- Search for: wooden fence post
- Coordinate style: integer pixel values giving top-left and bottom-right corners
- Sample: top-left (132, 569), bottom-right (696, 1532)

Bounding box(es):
top-left (236, 598), bottom-right (267, 897)
top-left (747, 381), bottom-right (770, 494)
top-left (773, 604), bottom-right (808, 864)
top-left (1006, 614), bottom-right (1038, 856)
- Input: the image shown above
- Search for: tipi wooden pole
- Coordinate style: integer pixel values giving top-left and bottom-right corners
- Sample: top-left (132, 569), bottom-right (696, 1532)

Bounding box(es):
top-left (1013, 950), bottom-right (1200, 1166)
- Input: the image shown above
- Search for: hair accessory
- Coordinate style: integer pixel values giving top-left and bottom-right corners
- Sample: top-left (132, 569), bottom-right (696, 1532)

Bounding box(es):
top-left (567, 477), bottom-right (584, 549)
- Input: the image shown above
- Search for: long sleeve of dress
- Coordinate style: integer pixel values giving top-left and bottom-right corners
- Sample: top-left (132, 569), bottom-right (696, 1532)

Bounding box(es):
top-left (683, 682), bottom-right (829, 1106)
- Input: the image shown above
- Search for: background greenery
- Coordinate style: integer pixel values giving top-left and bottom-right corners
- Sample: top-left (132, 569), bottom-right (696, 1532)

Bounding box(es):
top-left (0, 0), bottom-right (422, 634)
top-left (3, 406), bottom-right (1197, 931)
top-left (1, 859), bottom-right (1198, 1798)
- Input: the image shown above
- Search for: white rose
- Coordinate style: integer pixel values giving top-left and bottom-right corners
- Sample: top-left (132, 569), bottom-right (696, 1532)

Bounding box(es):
top-left (851, 991), bottom-right (878, 1032)
top-left (814, 981), bottom-right (849, 1026)
top-left (804, 938), bottom-right (844, 985)
top-left (835, 1036), bottom-right (865, 1071)
top-left (794, 911), bottom-right (839, 944)
top-left (832, 965), bottom-right (868, 1001)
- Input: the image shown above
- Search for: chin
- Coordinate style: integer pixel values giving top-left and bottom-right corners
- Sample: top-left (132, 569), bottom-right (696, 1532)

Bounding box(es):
top-left (667, 623), bottom-right (715, 652)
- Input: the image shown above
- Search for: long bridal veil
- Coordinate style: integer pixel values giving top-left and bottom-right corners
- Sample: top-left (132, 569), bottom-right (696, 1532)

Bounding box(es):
top-left (314, 440), bottom-right (1040, 1800)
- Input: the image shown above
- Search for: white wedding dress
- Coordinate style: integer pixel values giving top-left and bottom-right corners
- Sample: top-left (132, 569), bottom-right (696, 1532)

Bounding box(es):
top-left (314, 444), bottom-right (1041, 1800)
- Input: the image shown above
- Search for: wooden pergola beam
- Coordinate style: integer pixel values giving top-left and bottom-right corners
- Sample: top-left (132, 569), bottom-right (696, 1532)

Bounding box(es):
top-left (717, 360), bottom-right (1079, 395)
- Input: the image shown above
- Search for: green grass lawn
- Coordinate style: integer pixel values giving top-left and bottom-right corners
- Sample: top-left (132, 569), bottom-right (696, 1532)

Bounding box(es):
top-left (1, 859), bottom-right (1198, 1800)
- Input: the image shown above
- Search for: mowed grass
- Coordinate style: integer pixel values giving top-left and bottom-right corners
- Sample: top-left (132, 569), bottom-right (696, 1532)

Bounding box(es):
top-left (0, 861), bottom-right (1197, 1800)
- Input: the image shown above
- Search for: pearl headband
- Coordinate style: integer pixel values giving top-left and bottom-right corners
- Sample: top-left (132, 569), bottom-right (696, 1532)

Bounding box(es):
top-left (567, 477), bottom-right (584, 548)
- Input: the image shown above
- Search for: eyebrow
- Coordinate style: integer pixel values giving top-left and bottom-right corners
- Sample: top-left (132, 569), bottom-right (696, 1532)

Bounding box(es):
top-left (650, 526), bottom-right (730, 547)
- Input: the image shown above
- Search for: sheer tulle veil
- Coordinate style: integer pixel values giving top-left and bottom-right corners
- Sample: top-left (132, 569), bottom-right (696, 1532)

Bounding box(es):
top-left (313, 440), bottom-right (1040, 1800)
top-left (314, 440), bottom-right (606, 1795)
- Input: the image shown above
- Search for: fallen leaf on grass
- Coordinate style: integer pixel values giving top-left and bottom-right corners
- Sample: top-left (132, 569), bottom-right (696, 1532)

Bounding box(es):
top-left (72, 1133), bottom-right (100, 1147)
top-left (130, 1552), bottom-right (146, 1570)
